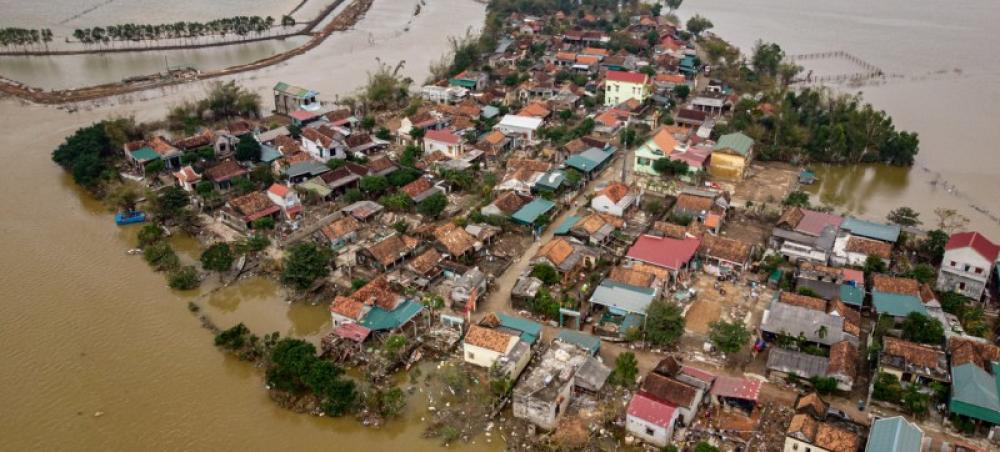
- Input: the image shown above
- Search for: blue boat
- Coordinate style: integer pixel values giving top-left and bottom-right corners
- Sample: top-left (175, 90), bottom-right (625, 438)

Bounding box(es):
top-left (115, 210), bottom-right (147, 225)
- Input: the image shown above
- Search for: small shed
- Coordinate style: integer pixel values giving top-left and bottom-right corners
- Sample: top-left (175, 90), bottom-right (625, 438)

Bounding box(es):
top-left (556, 329), bottom-right (601, 355)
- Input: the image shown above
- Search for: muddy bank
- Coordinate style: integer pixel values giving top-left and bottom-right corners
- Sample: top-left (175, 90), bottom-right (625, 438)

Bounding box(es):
top-left (0, 0), bottom-right (372, 105)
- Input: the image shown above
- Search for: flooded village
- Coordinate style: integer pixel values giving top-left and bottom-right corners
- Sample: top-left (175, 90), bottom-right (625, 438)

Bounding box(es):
top-left (15, 1), bottom-right (1000, 451)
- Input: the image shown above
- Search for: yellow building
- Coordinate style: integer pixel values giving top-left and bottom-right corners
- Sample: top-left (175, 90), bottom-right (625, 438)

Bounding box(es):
top-left (604, 70), bottom-right (651, 106)
top-left (709, 132), bottom-right (754, 181)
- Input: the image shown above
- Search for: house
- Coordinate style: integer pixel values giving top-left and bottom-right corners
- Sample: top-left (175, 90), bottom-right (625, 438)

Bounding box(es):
top-left (641, 372), bottom-right (704, 427)
top-left (936, 231), bottom-right (999, 301)
top-left (266, 183), bottom-right (302, 220)
top-left (300, 126), bottom-right (345, 161)
top-left (865, 416), bottom-right (923, 452)
top-left (400, 177), bottom-right (444, 203)
top-left (512, 341), bottom-right (608, 430)
top-left (449, 267), bottom-right (488, 310)
top-left (555, 329), bottom-right (601, 356)
top-left (633, 126), bottom-right (684, 176)
top-left (203, 159), bottom-right (248, 190)
top-left (626, 392), bottom-right (680, 448)
top-left (765, 341), bottom-right (858, 391)
top-left (564, 147), bottom-right (616, 179)
top-left (420, 85), bottom-right (468, 104)
top-left (840, 217), bottom-right (901, 243)
top-left (590, 182), bottom-right (637, 217)
top-left (709, 132), bottom-right (754, 181)
top-left (699, 234), bottom-right (753, 275)
top-left (626, 234), bottom-right (701, 281)
top-left (282, 160), bottom-right (330, 184)
top-left (423, 129), bottom-right (465, 159)
top-left (826, 341), bottom-right (859, 391)
top-left (673, 188), bottom-right (728, 221)
top-left (221, 192), bottom-right (281, 232)
top-left (604, 70), bottom-right (650, 106)
top-left (433, 223), bottom-right (479, 260)
top-left (462, 324), bottom-right (527, 376)
top-left (517, 102), bottom-right (551, 119)
top-left (357, 234), bottom-right (419, 271)
top-left (709, 375), bottom-right (761, 415)
top-left (494, 114), bottom-right (544, 145)
top-left (879, 337), bottom-right (949, 385)
top-left (449, 70), bottom-right (489, 91)
top-left (795, 262), bottom-right (864, 304)
top-left (329, 295), bottom-right (369, 327)
top-left (871, 274), bottom-right (927, 320)
top-left (173, 166), bottom-right (201, 192)
top-left (533, 237), bottom-right (598, 283)
top-left (367, 156), bottom-right (398, 177)
top-left (833, 236), bottom-right (893, 266)
top-left (784, 413), bottom-right (861, 452)
top-left (273, 82), bottom-right (319, 116)
top-left (350, 277), bottom-right (424, 332)
top-left (608, 265), bottom-right (661, 292)
top-left (772, 208), bottom-right (844, 264)
top-left (948, 338), bottom-right (1000, 428)
top-left (497, 160), bottom-right (550, 194)
top-left (481, 191), bottom-right (532, 217)
top-left (398, 111), bottom-right (448, 141)
top-left (675, 108), bottom-right (708, 128)
top-left (319, 162), bottom-right (368, 194)
top-left (761, 301), bottom-right (857, 347)
top-left (569, 213), bottom-right (622, 245)
top-left (476, 130), bottom-right (512, 161)
top-left (320, 216), bottom-right (361, 250)
top-left (344, 133), bottom-right (387, 157)
top-left (689, 91), bottom-right (731, 117)
top-left (511, 198), bottom-right (556, 226)
top-left (341, 200), bottom-right (384, 222)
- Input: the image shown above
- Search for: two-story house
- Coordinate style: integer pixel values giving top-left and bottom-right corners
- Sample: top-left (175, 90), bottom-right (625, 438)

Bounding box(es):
top-left (604, 70), bottom-right (650, 107)
top-left (936, 231), bottom-right (999, 301)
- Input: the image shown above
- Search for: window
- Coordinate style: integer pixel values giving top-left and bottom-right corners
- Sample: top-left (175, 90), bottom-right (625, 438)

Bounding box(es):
top-left (467, 351), bottom-right (475, 360)
top-left (950, 261), bottom-right (957, 267)
top-left (964, 264), bottom-right (971, 272)
top-left (975, 267), bottom-right (983, 274)
top-left (792, 444), bottom-right (798, 451)
top-left (959, 282), bottom-right (966, 290)
top-left (645, 427), bottom-right (655, 436)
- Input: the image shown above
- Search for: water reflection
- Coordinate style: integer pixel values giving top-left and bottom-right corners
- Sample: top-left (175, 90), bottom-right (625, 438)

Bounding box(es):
top-left (804, 164), bottom-right (911, 215)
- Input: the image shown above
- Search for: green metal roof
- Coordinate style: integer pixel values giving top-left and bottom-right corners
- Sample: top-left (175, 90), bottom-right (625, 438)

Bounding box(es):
top-left (949, 363), bottom-right (1000, 424)
top-left (554, 215), bottom-right (581, 235)
top-left (871, 291), bottom-right (927, 317)
top-left (511, 198), bottom-right (556, 225)
top-left (565, 147), bottom-right (614, 173)
top-left (449, 78), bottom-right (478, 88)
top-left (590, 280), bottom-right (656, 315)
top-left (260, 144), bottom-right (283, 163)
top-left (839, 284), bottom-right (865, 307)
top-left (713, 132), bottom-right (754, 156)
top-left (497, 313), bottom-right (543, 345)
top-left (841, 217), bottom-right (901, 243)
top-left (865, 416), bottom-right (923, 452)
top-left (535, 170), bottom-right (566, 191)
top-left (130, 146), bottom-right (160, 162)
top-left (556, 329), bottom-right (601, 355)
top-left (273, 82), bottom-right (317, 98)
top-left (360, 299), bottom-right (423, 331)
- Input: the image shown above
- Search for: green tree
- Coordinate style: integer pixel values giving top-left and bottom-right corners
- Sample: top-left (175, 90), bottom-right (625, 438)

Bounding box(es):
top-left (901, 312), bottom-right (945, 345)
top-left (149, 186), bottom-right (190, 223)
top-left (645, 301), bottom-right (685, 346)
top-left (887, 207), bottom-right (921, 227)
top-left (809, 376), bottom-right (837, 395)
top-left (167, 265), bottom-right (201, 290)
top-left (361, 115), bottom-right (376, 131)
top-left (872, 372), bottom-right (902, 403)
top-left (708, 320), bottom-right (751, 354)
top-left (654, 158), bottom-right (689, 176)
top-left (143, 241), bottom-right (179, 271)
top-left (783, 191), bottom-right (810, 207)
top-left (281, 243), bottom-right (332, 290)
top-left (343, 188), bottom-right (364, 203)
top-left (686, 15), bottom-right (713, 37)
top-left (417, 192), bottom-right (448, 218)
top-left (409, 126), bottom-right (425, 143)
top-left (920, 229), bottom-right (949, 264)
top-left (666, 0), bottom-right (684, 13)
top-left (383, 334), bottom-right (407, 357)
top-left (379, 193), bottom-right (413, 212)
top-left (906, 263), bottom-right (936, 284)
top-left (530, 263), bottom-right (560, 285)
top-left (671, 84), bottom-right (690, 101)
top-left (195, 180), bottom-right (216, 197)
top-left (902, 383), bottom-right (930, 416)
top-left (359, 175), bottom-right (389, 194)
top-left (137, 223), bottom-right (165, 248)
top-left (529, 287), bottom-right (560, 319)
top-left (694, 442), bottom-right (719, 452)
top-left (235, 234), bottom-right (270, 255)
top-left (252, 216), bottom-right (276, 230)
top-left (200, 243), bottom-right (234, 275)
top-left (864, 255), bottom-right (887, 275)
top-left (608, 352), bottom-right (639, 388)
top-left (234, 134), bottom-right (262, 162)
top-left (750, 41), bottom-right (785, 78)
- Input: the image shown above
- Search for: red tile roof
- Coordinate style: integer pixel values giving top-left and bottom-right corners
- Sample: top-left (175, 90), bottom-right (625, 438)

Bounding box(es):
top-left (627, 392), bottom-right (677, 428)
top-left (425, 129), bottom-right (462, 145)
top-left (606, 70), bottom-right (648, 84)
top-left (268, 183), bottom-right (290, 198)
top-left (626, 235), bottom-right (700, 271)
top-left (946, 231), bottom-right (1000, 261)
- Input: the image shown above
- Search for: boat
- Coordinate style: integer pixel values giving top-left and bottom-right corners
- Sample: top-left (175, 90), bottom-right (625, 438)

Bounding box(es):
top-left (115, 210), bottom-right (147, 225)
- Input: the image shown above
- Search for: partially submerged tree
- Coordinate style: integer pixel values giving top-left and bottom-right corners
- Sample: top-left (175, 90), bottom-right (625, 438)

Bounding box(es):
top-left (281, 243), bottom-right (332, 291)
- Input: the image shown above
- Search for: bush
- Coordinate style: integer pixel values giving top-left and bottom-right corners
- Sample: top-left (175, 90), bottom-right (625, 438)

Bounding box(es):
top-left (529, 263), bottom-right (559, 285)
top-left (608, 352), bottom-right (639, 388)
top-left (167, 265), bottom-right (201, 290)
top-left (417, 192), bottom-right (448, 218)
top-left (137, 224), bottom-right (165, 248)
top-left (873, 372), bottom-right (902, 403)
top-left (901, 312), bottom-right (945, 345)
top-left (143, 241), bottom-right (179, 271)
top-left (281, 243), bottom-right (332, 290)
top-left (645, 301), bottom-right (685, 346)
top-left (252, 216), bottom-right (276, 230)
top-left (810, 376), bottom-right (838, 394)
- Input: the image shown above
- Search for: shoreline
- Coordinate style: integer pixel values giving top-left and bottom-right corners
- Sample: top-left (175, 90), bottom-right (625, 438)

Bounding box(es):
top-left (0, 0), bottom-right (372, 105)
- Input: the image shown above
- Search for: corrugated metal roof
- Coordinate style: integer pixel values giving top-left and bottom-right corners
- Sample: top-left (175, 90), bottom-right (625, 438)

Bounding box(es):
top-left (565, 147), bottom-right (614, 173)
top-left (760, 302), bottom-right (846, 346)
top-left (130, 147), bottom-right (160, 162)
top-left (865, 417), bottom-right (923, 452)
top-left (511, 198), bottom-right (555, 224)
top-left (497, 313), bottom-right (542, 345)
top-left (589, 280), bottom-right (655, 315)
top-left (841, 217), bottom-right (901, 243)
top-left (839, 284), bottom-right (865, 307)
top-left (713, 132), bottom-right (753, 156)
top-left (871, 291), bottom-right (927, 317)
top-left (360, 299), bottom-right (422, 331)
top-left (948, 363), bottom-right (1000, 424)
top-left (766, 347), bottom-right (829, 379)
top-left (556, 329), bottom-right (601, 355)
top-left (553, 215), bottom-right (581, 235)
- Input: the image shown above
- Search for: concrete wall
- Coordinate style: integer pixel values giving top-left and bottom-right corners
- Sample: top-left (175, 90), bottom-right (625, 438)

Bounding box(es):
top-left (512, 380), bottom-right (573, 430)
top-left (463, 343), bottom-right (505, 369)
top-left (626, 413), bottom-right (674, 448)
top-left (708, 153), bottom-right (746, 181)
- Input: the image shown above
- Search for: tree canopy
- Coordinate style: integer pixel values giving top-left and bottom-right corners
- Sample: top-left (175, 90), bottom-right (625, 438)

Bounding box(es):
top-left (417, 192), bottom-right (448, 218)
top-left (901, 312), bottom-right (945, 345)
top-left (608, 352), bottom-right (639, 388)
top-left (708, 320), bottom-right (751, 354)
top-left (201, 243), bottom-right (235, 274)
top-left (281, 243), bottom-right (332, 291)
top-left (266, 338), bottom-right (357, 416)
top-left (235, 134), bottom-right (262, 162)
top-left (887, 207), bottom-right (921, 227)
top-left (645, 301), bottom-right (685, 346)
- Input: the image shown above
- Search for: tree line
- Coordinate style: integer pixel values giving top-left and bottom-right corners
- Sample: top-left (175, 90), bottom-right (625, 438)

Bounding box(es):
top-left (71, 16), bottom-right (283, 46)
top-left (0, 27), bottom-right (54, 50)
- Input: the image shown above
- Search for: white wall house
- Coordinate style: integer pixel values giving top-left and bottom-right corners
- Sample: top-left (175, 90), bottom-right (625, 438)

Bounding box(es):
top-left (936, 232), bottom-right (999, 300)
top-left (301, 127), bottom-right (345, 162)
top-left (626, 393), bottom-right (679, 448)
top-left (590, 183), bottom-right (637, 217)
top-left (494, 115), bottom-right (544, 146)
top-left (423, 129), bottom-right (465, 159)
top-left (463, 325), bottom-right (518, 369)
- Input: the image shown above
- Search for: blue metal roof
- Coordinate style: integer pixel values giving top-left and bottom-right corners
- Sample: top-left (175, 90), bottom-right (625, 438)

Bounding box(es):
top-left (565, 147), bottom-right (614, 173)
top-left (865, 417), bottom-right (923, 452)
top-left (556, 330), bottom-right (601, 355)
top-left (554, 215), bottom-right (581, 235)
top-left (497, 313), bottom-right (543, 345)
top-left (511, 198), bottom-right (556, 225)
top-left (260, 144), bottom-right (282, 163)
top-left (535, 170), bottom-right (566, 191)
top-left (871, 291), bottom-right (927, 317)
top-left (589, 280), bottom-right (656, 315)
top-left (841, 217), bottom-right (901, 243)
top-left (360, 299), bottom-right (423, 331)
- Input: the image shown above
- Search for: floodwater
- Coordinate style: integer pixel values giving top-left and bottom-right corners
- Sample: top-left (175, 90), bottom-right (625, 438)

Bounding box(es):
top-left (0, 0), bottom-right (495, 450)
top-left (681, 0), bottom-right (1000, 237)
